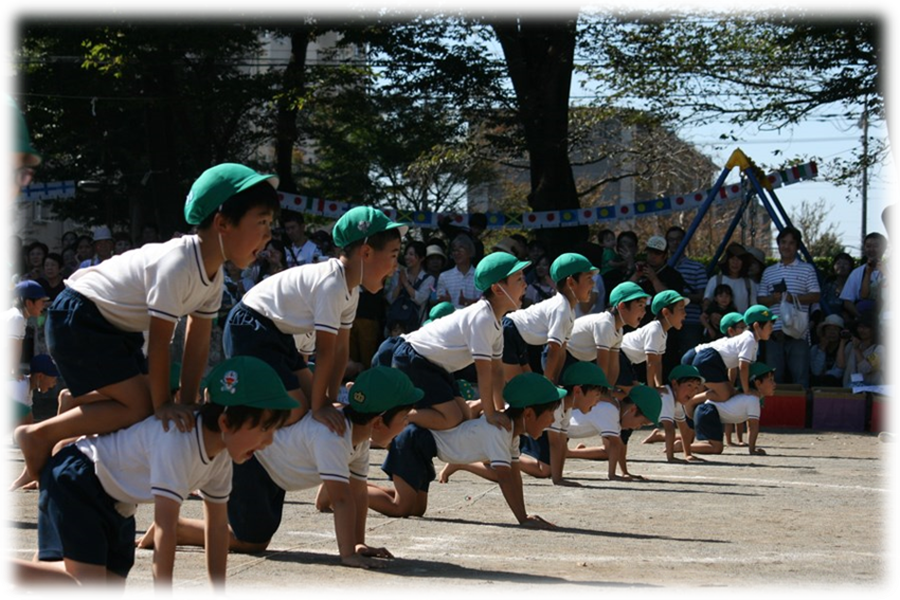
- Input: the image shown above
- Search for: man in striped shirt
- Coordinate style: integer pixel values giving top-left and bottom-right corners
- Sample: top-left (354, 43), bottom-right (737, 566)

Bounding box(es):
top-left (757, 226), bottom-right (821, 388)
top-left (667, 226), bottom-right (709, 358)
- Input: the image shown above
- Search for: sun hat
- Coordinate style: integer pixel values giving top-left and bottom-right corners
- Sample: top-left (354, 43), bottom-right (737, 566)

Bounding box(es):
top-left (743, 304), bottom-right (778, 326)
top-left (503, 373), bottom-right (567, 409)
top-left (816, 314), bottom-right (845, 338)
top-left (492, 237), bottom-right (518, 255)
top-left (549, 253), bottom-right (598, 283)
top-left (650, 290), bottom-right (688, 316)
top-left (668, 364), bottom-right (705, 384)
top-left (719, 312), bottom-right (746, 334)
top-left (348, 366), bottom-right (423, 414)
top-left (184, 163), bottom-right (279, 225)
top-left (204, 356), bottom-right (299, 410)
top-left (744, 246), bottom-right (766, 268)
top-left (645, 236), bottom-right (667, 252)
top-left (626, 384), bottom-right (662, 424)
top-left (425, 244), bottom-right (446, 259)
top-left (332, 206), bottom-right (408, 249)
top-left (474, 251), bottom-right (530, 292)
top-left (609, 281), bottom-right (651, 307)
top-left (91, 225), bottom-right (113, 242)
top-left (561, 361), bottom-right (610, 388)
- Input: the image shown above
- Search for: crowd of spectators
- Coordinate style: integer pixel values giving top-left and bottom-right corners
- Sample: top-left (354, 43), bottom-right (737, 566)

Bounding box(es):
top-left (10, 211), bottom-right (888, 392)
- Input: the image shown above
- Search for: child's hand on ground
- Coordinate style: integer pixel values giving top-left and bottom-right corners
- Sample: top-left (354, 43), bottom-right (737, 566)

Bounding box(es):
top-left (520, 514), bottom-right (557, 530)
top-left (313, 404), bottom-right (346, 436)
top-left (356, 544), bottom-right (394, 559)
top-left (485, 412), bottom-right (511, 431)
top-left (155, 402), bottom-right (196, 432)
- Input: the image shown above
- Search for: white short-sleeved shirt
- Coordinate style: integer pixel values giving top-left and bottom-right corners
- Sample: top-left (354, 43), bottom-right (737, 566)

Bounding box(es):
top-left (73, 413), bottom-right (231, 506)
top-left (66, 235), bottom-right (223, 332)
top-left (5, 308), bottom-right (25, 340)
top-left (567, 401), bottom-right (620, 439)
top-left (619, 321), bottom-right (666, 365)
top-left (839, 264), bottom-right (884, 303)
top-left (547, 403), bottom-right (573, 435)
top-left (242, 258), bottom-right (359, 336)
top-left (404, 298), bottom-right (503, 373)
top-left (255, 413), bottom-right (369, 491)
top-left (695, 329), bottom-right (758, 368)
top-left (432, 416), bottom-right (520, 469)
top-left (703, 274), bottom-right (758, 313)
top-left (11, 376), bottom-right (30, 407)
top-left (658, 385), bottom-right (677, 424)
top-left (567, 312), bottom-right (622, 362)
top-left (706, 394), bottom-right (761, 423)
top-left (506, 292), bottom-right (575, 347)
top-left (285, 240), bottom-right (323, 268)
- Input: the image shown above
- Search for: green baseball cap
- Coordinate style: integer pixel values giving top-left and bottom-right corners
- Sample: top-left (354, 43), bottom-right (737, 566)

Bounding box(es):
top-left (474, 251), bottom-right (530, 292)
top-left (749, 362), bottom-right (775, 382)
top-left (0, 90), bottom-right (41, 167)
top-left (332, 206), bottom-right (408, 249)
top-left (184, 163), bottom-right (279, 225)
top-left (650, 290), bottom-right (689, 316)
top-left (744, 304), bottom-right (778, 326)
top-left (204, 356), bottom-right (299, 410)
top-left (626, 384), bottom-right (662, 425)
top-left (423, 301), bottom-right (455, 325)
top-left (668, 364), bottom-right (705, 384)
top-left (0, 375), bottom-right (31, 425)
top-left (561, 361), bottom-right (610, 388)
top-left (503, 373), bottom-right (567, 409)
top-left (348, 366), bottom-right (423, 414)
top-left (549, 252), bottom-right (598, 283)
top-left (609, 281), bottom-right (651, 307)
top-left (457, 379), bottom-right (478, 401)
top-left (720, 312), bottom-right (746, 334)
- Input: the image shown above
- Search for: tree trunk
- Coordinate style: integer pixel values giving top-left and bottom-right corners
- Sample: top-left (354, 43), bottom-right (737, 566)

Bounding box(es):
top-left (274, 27), bottom-right (313, 195)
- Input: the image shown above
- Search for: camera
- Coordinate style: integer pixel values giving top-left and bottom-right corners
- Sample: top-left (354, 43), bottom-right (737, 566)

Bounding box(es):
top-left (773, 280), bottom-right (788, 293)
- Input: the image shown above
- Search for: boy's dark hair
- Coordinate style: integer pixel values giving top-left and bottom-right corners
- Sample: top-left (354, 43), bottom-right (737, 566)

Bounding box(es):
top-left (198, 402), bottom-right (291, 433)
top-left (197, 180), bottom-right (281, 230)
top-left (555, 271), bottom-right (584, 290)
top-left (505, 399), bottom-right (561, 421)
top-left (864, 231), bottom-right (886, 245)
top-left (619, 396), bottom-right (642, 417)
top-left (776, 226), bottom-right (802, 245)
top-left (609, 297), bottom-right (643, 316)
top-left (341, 228), bottom-right (402, 256)
top-left (617, 230), bottom-right (638, 247)
top-left (382, 404), bottom-right (413, 427)
top-left (666, 225), bottom-right (686, 238)
top-left (598, 228), bottom-right (616, 242)
top-left (281, 210), bottom-right (304, 226)
top-left (713, 283), bottom-right (734, 298)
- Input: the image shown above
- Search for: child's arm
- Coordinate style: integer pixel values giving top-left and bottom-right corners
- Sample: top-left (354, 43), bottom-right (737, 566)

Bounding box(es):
top-left (350, 478), bottom-right (393, 559)
top-left (646, 353), bottom-right (663, 388)
top-left (203, 499), bottom-right (228, 591)
top-left (152, 495), bottom-right (181, 590)
top-left (543, 342), bottom-right (565, 384)
top-left (476, 359), bottom-right (511, 430)
top-left (747, 418), bottom-right (766, 455)
top-left (676, 419), bottom-right (700, 461)
top-left (495, 463), bottom-right (556, 530)
top-left (603, 435), bottom-right (623, 480)
top-left (548, 430), bottom-right (578, 486)
top-left (323, 479), bottom-right (381, 568)
top-left (738, 361), bottom-right (751, 398)
top-left (662, 420), bottom-right (680, 462)
top-left (180, 315), bottom-right (213, 405)
top-left (149, 317), bottom-right (194, 432)
top-left (310, 331), bottom-right (346, 435)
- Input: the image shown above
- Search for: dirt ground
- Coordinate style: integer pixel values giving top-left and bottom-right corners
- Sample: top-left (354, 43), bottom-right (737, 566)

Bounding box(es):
top-left (5, 427), bottom-right (894, 593)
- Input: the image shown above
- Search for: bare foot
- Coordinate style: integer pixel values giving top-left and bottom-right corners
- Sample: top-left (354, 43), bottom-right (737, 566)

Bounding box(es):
top-left (438, 463), bottom-right (459, 483)
top-left (13, 425), bottom-right (52, 485)
top-left (135, 524), bottom-right (155, 549)
top-left (575, 443), bottom-right (586, 449)
top-left (9, 466), bottom-right (36, 491)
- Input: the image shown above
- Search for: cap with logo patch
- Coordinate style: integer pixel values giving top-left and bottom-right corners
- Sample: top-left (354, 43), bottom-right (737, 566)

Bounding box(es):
top-left (204, 356), bottom-right (299, 410)
top-left (184, 163), bottom-right (279, 225)
top-left (347, 366), bottom-right (423, 414)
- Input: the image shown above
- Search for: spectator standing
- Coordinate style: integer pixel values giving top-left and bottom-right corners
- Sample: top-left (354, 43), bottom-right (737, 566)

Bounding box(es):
top-left (667, 226), bottom-right (709, 358)
top-left (435, 234), bottom-right (480, 309)
top-left (523, 255), bottom-right (556, 308)
top-left (77, 226), bottom-right (115, 269)
top-left (282, 211), bottom-right (321, 267)
top-left (22, 241), bottom-right (48, 281)
top-left (841, 232), bottom-right (887, 319)
top-left (35, 253), bottom-right (65, 303)
top-left (384, 241), bottom-right (436, 335)
top-left (817, 252), bottom-right (854, 324)
top-left (758, 226), bottom-right (821, 388)
top-left (703, 242), bottom-right (757, 313)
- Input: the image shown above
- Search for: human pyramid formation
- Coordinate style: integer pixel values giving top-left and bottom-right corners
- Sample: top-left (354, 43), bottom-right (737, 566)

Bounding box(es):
top-left (12, 163), bottom-right (778, 589)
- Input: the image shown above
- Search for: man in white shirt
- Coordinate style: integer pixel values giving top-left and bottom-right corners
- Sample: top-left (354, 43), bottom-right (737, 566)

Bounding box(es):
top-left (281, 211), bottom-right (321, 267)
top-left (841, 232), bottom-right (887, 319)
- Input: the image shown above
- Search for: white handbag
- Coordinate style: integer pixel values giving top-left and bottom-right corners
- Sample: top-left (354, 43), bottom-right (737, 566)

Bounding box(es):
top-left (780, 294), bottom-right (809, 338)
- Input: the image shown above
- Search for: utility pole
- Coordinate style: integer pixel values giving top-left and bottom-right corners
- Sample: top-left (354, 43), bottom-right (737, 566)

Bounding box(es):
top-left (860, 97), bottom-right (869, 254)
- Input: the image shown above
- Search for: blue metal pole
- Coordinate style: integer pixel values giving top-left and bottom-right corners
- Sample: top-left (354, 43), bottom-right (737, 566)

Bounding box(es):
top-left (705, 190), bottom-right (753, 277)
top-left (668, 164), bottom-right (732, 268)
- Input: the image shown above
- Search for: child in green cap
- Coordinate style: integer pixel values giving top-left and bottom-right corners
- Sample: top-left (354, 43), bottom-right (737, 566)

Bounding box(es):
top-left (223, 205), bottom-right (406, 437)
top-left (501, 253), bottom-right (598, 384)
top-left (619, 289), bottom-right (688, 389)
top-left (137, 366), bottom-right (419, 570)
top-left (641, 364), bottom-right (707, 463)
top-left (380, 250), bottom-right (530, 432)
top-left (371, 372), bottom-right (560, 529)
top-left (35, 356), bottom-right (297, 589)
top-left (14, 163), bottom-right (280, 489)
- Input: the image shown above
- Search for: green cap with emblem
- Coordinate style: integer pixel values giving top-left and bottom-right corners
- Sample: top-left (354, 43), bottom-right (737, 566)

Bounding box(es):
top-left (749, 361), bottom-right (775, 382)
top-left (204, 356), bottom-right (299, 410)
top-left (561, 361), bottom-right (610, 388)
top-left (423, 301), bottom-right (456, 325)
top-left (474, 251), bottom-right (530, 292)
top-left (503, 373), bottom-right (567, 409)
top-left (348, 366), bottom-right (423, 414)
top-left (626, 384), bottom-right (662, 425)
top-left (743, 304), bottom-right (778, 326)
top-left (549, 252), bottom-right (598, 283)
top-left (720, 311), bottom-right (746, 334)
top-left (668, 364), bottom-right (705, 384)
top-left (609, 281), bottom-right (651, 307)
top-left (332, 206), bottom-right (408, 249)
top-left (9, 95), bottom-right (41, 167)
top-left (184, 163), bottom-right (278, 225)
top-left (650, 289), bottom-right (689, 316)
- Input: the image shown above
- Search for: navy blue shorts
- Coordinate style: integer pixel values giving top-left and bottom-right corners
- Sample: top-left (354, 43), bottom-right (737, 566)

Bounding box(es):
top-left (372, 336), bottom-right (402, 369)
top-left (501, 317), bottom-right (531, 366)
top-left (45, 287), bottom-right (148, 397)
top-left (227, 456), bottom-right (286, 545)
top-left (519, 431), bottom-right (550, 464)
top-left (691, 347), bottom-right (730, 384)
top-left (223, 302), bottom-right (307, 392)
top-left (38, 444), bottom-right (136, 578)
top-left (618, 352), bottom-right (644, 387)
top-left (391, 341), bottom-right (460, 410)
top-left (381, 424), bottom-right (438, 493)
top-left (693, 403), bottom-right (724, 442)
top-left (681, 348), bottom-right (697, 365)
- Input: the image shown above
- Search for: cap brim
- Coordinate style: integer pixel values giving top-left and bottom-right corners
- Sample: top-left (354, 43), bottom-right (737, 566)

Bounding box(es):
top-left (238, 173), bottom-right (279, 194)
top-left (383, 221), bottom-right (409, 238)
top-left (508, 259), bottom-right (531, 277)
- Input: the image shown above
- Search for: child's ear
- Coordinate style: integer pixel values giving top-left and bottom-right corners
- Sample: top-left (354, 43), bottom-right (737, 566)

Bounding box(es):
top-left (217, 411), bottom-right (230, 433)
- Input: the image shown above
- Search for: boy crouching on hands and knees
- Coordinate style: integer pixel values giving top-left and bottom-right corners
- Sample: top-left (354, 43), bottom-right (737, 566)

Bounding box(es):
top-left (369, 372), bottom-right (561, 530)
top-left (674, 362), bottom-right (775, 456)
top-left (138, 366), bottom-right (419, 569)
top-left (36, 356), bottom-right (297, 589)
